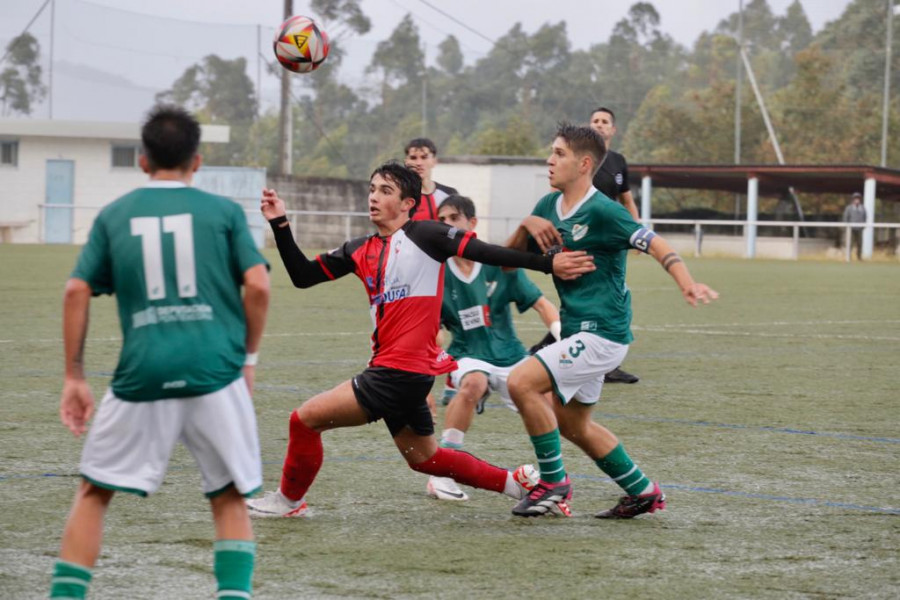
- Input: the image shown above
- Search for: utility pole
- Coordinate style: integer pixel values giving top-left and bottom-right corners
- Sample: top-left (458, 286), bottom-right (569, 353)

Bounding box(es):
top-left (256, 24), bottom-right (262, 120)
top-left (49, 0), bottom-right (55, 119)
top-left (734, 0), bottom-right (744, 220)
top-left (278, 0), bottom-right (293, 176)
top-left (421, 41), bottom-right (427, 137)
top-left (734, 0), bottom-right (743, 165)
top-left (881, 0), bottom-right (894, 167)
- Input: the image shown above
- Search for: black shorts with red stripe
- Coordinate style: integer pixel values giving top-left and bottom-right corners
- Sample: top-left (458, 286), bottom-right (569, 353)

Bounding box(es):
top-left (351, 367), bottom-right (435, 437)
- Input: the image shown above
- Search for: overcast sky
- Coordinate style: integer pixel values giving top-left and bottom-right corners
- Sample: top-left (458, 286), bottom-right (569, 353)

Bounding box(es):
top-left (1, 0), bottom-right (856, 121)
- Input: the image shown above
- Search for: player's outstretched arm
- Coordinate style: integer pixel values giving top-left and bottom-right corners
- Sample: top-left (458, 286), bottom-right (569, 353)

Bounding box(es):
top-left (505, 216), bottom-right (563, 253)
top-left (459, 236), bottom-right (594, 280)
top-left (646, 236), bottom-right (719, 306)
top-left (60, 278), bottom-right (95, 436)
top-left (262, 188), bottom-right (339, 289)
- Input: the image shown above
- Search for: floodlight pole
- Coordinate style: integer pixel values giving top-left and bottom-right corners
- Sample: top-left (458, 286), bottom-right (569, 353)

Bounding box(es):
top-left (881, 0), bottom-right (894, 167)
top-left (278, 0), bottom-right (294, 176)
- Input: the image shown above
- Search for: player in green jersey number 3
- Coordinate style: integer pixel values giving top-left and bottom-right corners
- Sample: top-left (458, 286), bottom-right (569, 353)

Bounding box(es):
top-left (506, 123), bottom-right (718, 518)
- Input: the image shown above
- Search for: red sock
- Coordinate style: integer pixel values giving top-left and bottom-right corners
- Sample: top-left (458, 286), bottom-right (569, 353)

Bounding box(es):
top-left (279, 411), bottom-right (323, 502)
top-left (409, 447), bottom-right (507, 493)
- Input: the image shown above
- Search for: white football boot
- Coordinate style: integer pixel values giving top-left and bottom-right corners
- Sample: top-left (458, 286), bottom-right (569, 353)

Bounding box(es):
top-left (246, 489), bottom-right (309, 518)
top-left (426, 476), bottom-right (469, 501)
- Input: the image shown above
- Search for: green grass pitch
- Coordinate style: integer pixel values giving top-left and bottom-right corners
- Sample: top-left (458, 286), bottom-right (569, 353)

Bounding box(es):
top-left (1, 245), bottom-right (897, 598)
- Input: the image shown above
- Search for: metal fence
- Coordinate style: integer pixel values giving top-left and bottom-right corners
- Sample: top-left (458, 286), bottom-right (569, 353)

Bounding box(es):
top-left (35, 204), bottom-right (900, 262)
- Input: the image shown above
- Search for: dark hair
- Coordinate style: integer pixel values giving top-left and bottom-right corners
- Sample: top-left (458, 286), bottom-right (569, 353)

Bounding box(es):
top-left (404, 137), bottom-right (438, 156)
top-left (438, 194), bottom-right (476, 220)
top-left (555, 122), bottom-right (606, 170)
top-left (590, 106), bottom-right (616, 124)
top-left (141, 104), bottom-right (201, 171)
top-left (370, 161), bottom-right (422, 217)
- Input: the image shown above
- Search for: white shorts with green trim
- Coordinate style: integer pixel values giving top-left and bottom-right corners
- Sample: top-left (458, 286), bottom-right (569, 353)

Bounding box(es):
top-left (534, 332), bottom-right (629, 405)
top-left (450, 356), bottom-right (528, 411)
top-left (79, 377), bottom-right (261, 498)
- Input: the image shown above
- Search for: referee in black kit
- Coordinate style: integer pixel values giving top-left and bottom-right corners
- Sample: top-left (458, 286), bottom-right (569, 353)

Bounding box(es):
top-left (589, 106), bottom-right (639, 384)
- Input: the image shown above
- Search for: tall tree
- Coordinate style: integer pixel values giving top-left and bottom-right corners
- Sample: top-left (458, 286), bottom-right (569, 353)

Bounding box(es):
top-left (157, 55), bottom-right (257, 165)
top-left (368, 14), bottom-right (425, 87)
top-left (436, 35), bottom-right (463, 76)
top-left (0, 32), bottom-right (45, 117)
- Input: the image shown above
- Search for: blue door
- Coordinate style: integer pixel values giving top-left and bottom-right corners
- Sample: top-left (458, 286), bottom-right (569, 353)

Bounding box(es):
top-left (45, 160), bottom-right (75, 244)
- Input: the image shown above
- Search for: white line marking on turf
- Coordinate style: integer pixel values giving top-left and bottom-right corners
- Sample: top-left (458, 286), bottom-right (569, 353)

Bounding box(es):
top-left (4, 319), bottom-right (899, 345)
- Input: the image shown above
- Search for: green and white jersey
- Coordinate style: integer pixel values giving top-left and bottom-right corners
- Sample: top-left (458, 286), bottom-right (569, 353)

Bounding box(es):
top-left (441, 260), bottom-right (542, 367)
top-left (72, 182), bottom-right (268, 401)
top-left (530, 187), bottom-right (643, 344)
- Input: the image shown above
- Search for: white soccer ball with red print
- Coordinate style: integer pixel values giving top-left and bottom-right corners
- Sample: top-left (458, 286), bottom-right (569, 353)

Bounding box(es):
top-left (273, 15), bottom-right (330, 73)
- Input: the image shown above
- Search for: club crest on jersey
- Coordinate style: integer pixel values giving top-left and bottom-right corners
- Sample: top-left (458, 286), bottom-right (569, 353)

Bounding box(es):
top-left (615, 173), bottom-right (624, 186)
top-left (572, 224), bottom-right (588, 241)
top-left (372, 285), bottom-right (409, 305)
top-left (485, 280), bottom-right (497, 298)
top-left (365, 276), bottom-right (376, 290)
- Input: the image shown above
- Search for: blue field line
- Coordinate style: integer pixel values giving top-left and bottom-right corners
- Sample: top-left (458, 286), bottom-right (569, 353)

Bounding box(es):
top-left (5, 459), bottom-right (897, 515)
top-left (592, 412), bottom-right (900, 444)
top-left (567, 473), bottom-right (900, 515)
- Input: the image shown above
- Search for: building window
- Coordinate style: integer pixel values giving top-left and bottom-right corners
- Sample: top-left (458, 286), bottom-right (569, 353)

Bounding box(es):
top-left (0, 140), bottom-right (18, 167)
top-left (111, 144), bottom-right (139, 168)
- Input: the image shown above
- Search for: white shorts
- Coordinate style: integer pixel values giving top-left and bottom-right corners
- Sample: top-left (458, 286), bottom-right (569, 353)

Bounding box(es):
top-left (79, 377), bottom-right (261, 498)
top-left (450, 356), bottom-right (528, 411)
top-left (534, 332), bottom-right (629, 405)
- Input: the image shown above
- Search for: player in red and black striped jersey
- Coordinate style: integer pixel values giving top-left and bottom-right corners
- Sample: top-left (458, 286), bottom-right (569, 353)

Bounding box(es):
top-left (404, 138), bottom-right (458, 221)
top-left (246, 162), bottom-right (596, 517)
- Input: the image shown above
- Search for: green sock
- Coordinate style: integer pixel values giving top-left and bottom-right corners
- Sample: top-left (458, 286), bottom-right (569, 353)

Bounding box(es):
top-left (214, 540), bottom-right (256, 599)
top-left (531, 429), bottom-right (567, 484)
top-left (595, 443), bottom-right (653, 496)
top-left (49, 560), bottom-right (92, 599)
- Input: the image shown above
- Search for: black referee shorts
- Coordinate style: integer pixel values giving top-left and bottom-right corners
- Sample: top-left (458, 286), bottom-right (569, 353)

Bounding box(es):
top-left (351, 367), bottom-right (435, 437)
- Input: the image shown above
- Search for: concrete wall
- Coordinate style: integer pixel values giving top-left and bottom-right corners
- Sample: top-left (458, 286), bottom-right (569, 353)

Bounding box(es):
top-left (266, 174), bottom-right (370, 249)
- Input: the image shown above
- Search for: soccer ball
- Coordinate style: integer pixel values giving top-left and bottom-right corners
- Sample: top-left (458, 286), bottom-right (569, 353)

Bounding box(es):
top-left (273, 15), bottom-right (330, 73)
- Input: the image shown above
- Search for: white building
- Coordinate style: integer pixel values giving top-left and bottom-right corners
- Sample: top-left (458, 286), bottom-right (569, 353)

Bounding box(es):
top-left (434, 156), bottom-right (549, 243)
top-left (0, 119), bottom-right (230, 244)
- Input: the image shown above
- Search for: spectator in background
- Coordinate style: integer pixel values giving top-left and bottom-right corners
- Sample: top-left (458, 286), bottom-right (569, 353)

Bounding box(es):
top-left (843, 192), bottom-right (866, 261)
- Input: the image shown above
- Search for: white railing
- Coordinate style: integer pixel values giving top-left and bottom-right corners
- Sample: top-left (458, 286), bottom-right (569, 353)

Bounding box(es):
top-left (37, 204), bottom-right (900, 262)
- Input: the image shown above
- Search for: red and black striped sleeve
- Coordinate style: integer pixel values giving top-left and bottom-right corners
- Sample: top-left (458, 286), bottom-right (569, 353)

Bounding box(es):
top-left (269, 216), bottom-right (358, 288)
top-left (405, 220), bottom-right (552, 274)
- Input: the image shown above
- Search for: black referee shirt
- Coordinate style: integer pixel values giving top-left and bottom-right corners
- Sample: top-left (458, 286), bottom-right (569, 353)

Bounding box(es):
top-left (592, 149), bottom-right (630, 200)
